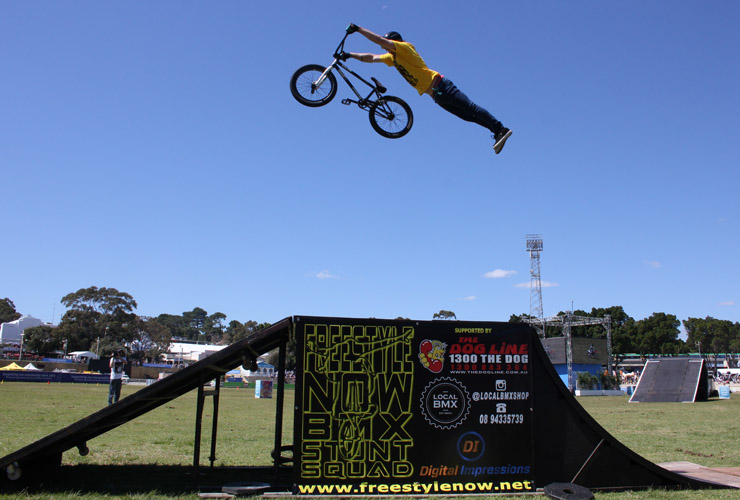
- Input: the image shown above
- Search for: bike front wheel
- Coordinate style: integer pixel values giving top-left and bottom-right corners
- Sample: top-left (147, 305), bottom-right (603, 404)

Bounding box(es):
top-left (290, 64), bottom-right (337, 107)
top-left (369, 96), bottom-right (413, 138)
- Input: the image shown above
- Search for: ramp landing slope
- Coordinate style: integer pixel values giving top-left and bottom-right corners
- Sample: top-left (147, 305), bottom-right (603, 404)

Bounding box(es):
top-left (630, 358), bottom-right (708, 403)
top-left (530, 336), bottom-right (714, 489)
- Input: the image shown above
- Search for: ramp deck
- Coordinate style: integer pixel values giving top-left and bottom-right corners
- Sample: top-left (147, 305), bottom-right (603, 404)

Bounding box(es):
top-left (659, 462), bottom-right (740, 489)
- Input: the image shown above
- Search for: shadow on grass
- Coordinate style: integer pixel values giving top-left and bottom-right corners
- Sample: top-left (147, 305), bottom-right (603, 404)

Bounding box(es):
top-left (0, 464), bottom-right (293, 496)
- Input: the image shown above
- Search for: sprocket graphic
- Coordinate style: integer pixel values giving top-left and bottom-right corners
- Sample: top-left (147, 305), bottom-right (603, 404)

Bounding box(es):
top-left (419, 377), bottom-right (471, 430)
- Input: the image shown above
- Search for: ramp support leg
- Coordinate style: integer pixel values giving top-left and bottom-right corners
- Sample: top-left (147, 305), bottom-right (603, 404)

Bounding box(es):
top-left (193, 376), bottom-right (221, 488)
top-left (209, 376), bottom-right (221, 467)
top-left (273, 326), bottom-right (290, 484)
top-left (571, 438), bottom-right (604, 484)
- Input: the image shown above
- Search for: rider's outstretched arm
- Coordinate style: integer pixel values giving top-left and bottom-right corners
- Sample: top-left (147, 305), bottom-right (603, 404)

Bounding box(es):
top-left (346, 23), bottom-right (396, 58)
top-left (352, 25), bottom-right (395, 51)
top-left (346, 52), bottom-right (384, 63)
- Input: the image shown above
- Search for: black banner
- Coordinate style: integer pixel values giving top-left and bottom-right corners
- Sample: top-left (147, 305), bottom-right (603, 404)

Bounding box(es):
top-left (0, 371), bottom-right (110, 384)
top-left (293, 317), bottom-right (534, 495)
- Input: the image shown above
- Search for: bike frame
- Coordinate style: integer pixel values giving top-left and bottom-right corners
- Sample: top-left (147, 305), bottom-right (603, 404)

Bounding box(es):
top-left (313, 33), bottom-right (386, 109)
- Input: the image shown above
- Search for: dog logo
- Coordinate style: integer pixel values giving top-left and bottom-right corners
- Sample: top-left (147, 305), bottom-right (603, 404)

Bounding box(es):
top-left (419, 339), bottom-right (447, 373)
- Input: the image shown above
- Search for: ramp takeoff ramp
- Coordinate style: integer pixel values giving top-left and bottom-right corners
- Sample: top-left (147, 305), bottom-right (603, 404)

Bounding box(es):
top-left (0, 318), bottom-right (292, 480)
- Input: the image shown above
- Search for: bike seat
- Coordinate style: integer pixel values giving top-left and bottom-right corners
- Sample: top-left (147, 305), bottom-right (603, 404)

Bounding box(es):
top-left (371, 77), bottom-right (387, 94)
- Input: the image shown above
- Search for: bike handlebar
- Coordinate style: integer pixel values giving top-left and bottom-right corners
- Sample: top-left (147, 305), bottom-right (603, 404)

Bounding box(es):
top-left (333, 32), bottom-right (351, 60)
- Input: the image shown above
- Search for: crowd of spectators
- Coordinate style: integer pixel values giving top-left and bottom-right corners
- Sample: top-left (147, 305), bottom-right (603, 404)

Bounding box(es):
top-left (617, 370), bottom-right (640, 385)
top-left (715, 371), bottom-right (740, 384)
top-left (1, 352), bottom-right (43, 361)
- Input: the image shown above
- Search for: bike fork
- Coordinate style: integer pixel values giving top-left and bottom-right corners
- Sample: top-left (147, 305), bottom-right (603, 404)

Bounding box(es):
top-left (312, 63), bottom-right (336, 93)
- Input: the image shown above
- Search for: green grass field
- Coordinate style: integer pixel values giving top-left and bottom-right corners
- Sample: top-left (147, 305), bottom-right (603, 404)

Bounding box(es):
top-left (0, 382), bottom-right (738, 499)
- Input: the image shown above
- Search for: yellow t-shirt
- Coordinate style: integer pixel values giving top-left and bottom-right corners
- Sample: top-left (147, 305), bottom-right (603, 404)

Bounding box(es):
top-left (378, 41), bottom-right (440, 95)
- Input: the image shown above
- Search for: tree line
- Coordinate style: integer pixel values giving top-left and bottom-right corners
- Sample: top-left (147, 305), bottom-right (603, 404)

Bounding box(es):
top-left (509, 306), bottom-right (740, 367)
top-left (3, 291), bottom-right (739, 369)
top-left (1, 288), bottom-right (270, 364)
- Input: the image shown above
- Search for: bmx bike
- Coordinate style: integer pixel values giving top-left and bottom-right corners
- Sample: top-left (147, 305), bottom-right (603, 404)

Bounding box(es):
top-left (290, 32), bottom-right (413, 139)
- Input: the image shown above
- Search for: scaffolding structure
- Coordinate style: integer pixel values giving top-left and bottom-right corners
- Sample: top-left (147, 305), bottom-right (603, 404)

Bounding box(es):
top-left (526, 234), bottom-right (545, 337)
top-left (536, 313), bottom-right (613, 391)
top-left (523, 234), bottom-right (612, 391)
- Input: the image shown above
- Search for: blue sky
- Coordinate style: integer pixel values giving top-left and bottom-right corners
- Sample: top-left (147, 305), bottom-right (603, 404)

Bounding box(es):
top-left (3, 1), bottom-right (738, 329)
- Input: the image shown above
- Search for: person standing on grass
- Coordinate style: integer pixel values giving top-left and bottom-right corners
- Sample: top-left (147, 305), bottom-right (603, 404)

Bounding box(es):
top-left (344, 23), bottom-right (512, 154)
top-left (108, 350), bottom-right (126, 405)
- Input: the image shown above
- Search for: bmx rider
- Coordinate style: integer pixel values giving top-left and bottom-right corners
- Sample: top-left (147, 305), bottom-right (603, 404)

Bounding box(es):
top-left (344, 24), bottom-right (512, 154)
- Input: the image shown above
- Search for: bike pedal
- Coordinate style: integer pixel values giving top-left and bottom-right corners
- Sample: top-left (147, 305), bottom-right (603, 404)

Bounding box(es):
top-left (341, 99), bottom-right (352, 105)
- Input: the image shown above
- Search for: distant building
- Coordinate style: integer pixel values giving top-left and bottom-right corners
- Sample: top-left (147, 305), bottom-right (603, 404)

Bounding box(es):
top-left (241, 358), bottom-right (275, 378)
top-left (0, 315), bottom-right (51, 345)
top-left (164, 341), bottom-right (228, 364)
top-left (65, 351), bottom-right (100, 363)
top-left (161, 341), bottom-right (276, 377)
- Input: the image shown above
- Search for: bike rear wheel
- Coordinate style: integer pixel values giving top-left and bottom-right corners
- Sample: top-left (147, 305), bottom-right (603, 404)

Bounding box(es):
top-left (369, 96), bottom-right (413, 138)
top-left (290, 64), bottom-right (337, 107)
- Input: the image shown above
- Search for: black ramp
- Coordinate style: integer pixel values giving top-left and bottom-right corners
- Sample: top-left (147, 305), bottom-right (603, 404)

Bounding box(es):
top-left (0, 318), bottom-right (292, 479)
top-left (290, 317), bottom-right (722, 493)
top-left (629, 359), bottom-right (707, 403)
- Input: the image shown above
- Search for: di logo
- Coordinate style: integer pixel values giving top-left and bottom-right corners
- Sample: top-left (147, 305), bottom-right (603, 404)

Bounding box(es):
top-left (457, 431), bottom-right (485, 462)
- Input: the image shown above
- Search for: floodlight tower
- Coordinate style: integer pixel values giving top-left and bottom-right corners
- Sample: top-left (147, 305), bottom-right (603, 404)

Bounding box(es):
top-left (526, 234), bottom-right (545, 337)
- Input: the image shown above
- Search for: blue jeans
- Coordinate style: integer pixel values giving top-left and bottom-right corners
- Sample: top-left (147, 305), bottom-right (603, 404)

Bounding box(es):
top-left (108, 378), bottom-right (122, 405)
top-left (432, 77), bottom-right (503, 134)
